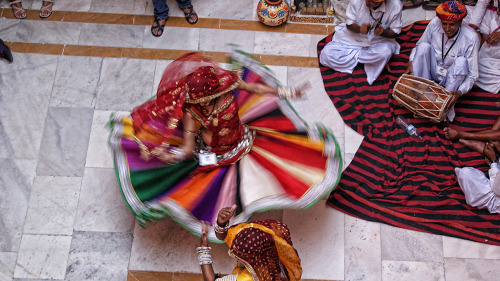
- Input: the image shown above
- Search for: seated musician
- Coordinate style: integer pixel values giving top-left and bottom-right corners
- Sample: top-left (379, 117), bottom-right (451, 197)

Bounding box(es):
top-left (319, 0), bottom-right (403, 85)
top-left (468, 0), bottom-right (500, 95)
top-left (404, 1), bottom-right (480, 122)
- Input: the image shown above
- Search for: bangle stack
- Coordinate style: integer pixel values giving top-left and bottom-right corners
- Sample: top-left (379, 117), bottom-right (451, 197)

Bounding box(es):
top-left (278, 86), bottom-right (297, 100)
top-left (213, 222), bottom-right (230, 234)
top-left (197, 246), bottom-right (212, 265)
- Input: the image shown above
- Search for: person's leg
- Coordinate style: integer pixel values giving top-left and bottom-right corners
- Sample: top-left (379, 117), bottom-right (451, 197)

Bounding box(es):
top-left (441, 56), bottom-right (468, 92)
top-left (152, 0), bottom-right (169, 36)
top-left (177, 0), bottom-right (198, 24)
top-left (319, 39), bottom-right (361, 74)
top-left (359, 42), bottom-right (393, 85)
top-left (455, 166), bottom-right (500, 213)
top-left (0, 39), bottom-right (14, 63)
top-left (411, 42), bottom-right (439, 81)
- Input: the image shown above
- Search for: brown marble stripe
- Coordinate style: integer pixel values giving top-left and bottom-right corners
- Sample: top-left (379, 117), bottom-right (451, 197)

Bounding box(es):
top-left (127, 270), bottom-right (338, 281)
top-left (1, 9), bottom-right (332, 35)
top-left (6, 41), bottom-right (319, 68)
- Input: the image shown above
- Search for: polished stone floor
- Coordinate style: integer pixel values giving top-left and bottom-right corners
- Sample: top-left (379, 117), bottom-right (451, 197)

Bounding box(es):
top-left (1, 0), bottom-right (500, 280)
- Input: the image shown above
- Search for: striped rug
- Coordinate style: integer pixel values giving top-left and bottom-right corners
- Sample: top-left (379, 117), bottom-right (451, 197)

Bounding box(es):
top-left (319, 20), bottom-right (500, 245)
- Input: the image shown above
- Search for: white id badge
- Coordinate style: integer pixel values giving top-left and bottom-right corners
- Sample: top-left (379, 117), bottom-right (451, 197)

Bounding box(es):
top-left (437, 66), bottom-right (447, 77)
top-left (199, 152), bottom-right (217, 166)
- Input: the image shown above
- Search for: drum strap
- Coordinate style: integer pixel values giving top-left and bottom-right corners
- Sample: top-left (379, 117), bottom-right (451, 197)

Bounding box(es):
top-left (441, 26), bottom-right (461, 65)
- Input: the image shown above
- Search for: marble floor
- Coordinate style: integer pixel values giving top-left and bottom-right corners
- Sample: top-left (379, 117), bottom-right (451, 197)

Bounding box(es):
top-left (1, 0), bottom-right (500, 280)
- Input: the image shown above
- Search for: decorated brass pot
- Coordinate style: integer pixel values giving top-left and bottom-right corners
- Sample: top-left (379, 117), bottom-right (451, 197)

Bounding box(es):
top-left (257, 0), bottom-right (289, 26)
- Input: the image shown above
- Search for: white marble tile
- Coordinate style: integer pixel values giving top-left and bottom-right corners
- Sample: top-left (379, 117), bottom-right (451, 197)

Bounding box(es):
top-left (0, 18), bottom-right (20, 42)
top-left (74, 168), bottom-right (135, 232)
top-left (310, 34), bottom-right (325, 58)
top-left (142, 26), bottom-right (200, 50)
top-left (0, 0), bottom-right (34, 10)
top-left (36, 107), bottom-right (94, 177)
top-left (199, 29), bottom-right (255, 54)
top-left (89, 0), bottom-right (147, 15)
top-left (444, 257), bottom-right (500, 281)
top-left (254, 32), bottom-right (311, 57)
top-left (85, 110), bottom-right (121, 168)
top-left (78, 23), bottom-right (143, 48)
top-left (345, 124), bottom-right (363, 154)
top-left (442, 236), bottom-right (500, 259)
top-left (402, 6), bottom-right (427, 27)
top-left (65, 231), bottom-right (132, 281)
top-left (0, 159), bottom-right (36, 252)
top-left (180, 0), bottom-right (253, 20)
top-left (344, 216), bottom-right (382, 281)
top-left (0, 252), bottom-right (17, 281)
top-left (129, 219), bottom-right (236, 273)
top-left (16, 20), bottom-right (81, 44)
top-left (95, 57), bottom-right (156, 111)
top-left (0, 53), bottom-right (57, 159)
top-left (266, 64), bottom-right (288, 86)
top-left (381, 224), bottom-right (443, 262)
top-left (151, 59), bottom-right (172, 96)
top-left (23, 176), bottom-right (81, 235)
top-left (50, 56), bottom-right (102, 108)
top-left (14, 234), bottom-right (72, 280)
top-left (287, 67), bottom-right (345, 144)
top-left (48, 0), bottom-right (92, 12)
top-left (382, 260), bottom-right (445, 281)
top-left (283, 203), bottom-right (344, 280)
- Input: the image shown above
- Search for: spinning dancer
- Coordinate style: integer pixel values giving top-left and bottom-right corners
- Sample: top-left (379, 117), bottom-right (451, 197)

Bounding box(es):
top-left (108, 52), bottom-right (342, 241)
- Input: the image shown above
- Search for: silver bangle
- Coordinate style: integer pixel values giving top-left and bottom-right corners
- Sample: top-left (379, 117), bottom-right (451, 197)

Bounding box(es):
top-left (213, 222), bottom-right (229, 234)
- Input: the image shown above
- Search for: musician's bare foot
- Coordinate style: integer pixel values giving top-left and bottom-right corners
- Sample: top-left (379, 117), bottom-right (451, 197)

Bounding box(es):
top-left (444, 127), bottom-right (461, 140)
top-left (460, 139), bottom-right (497, 164)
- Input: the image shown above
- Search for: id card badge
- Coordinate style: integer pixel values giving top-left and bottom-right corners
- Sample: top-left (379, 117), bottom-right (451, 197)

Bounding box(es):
top-left (199, 152), bottom-right (217, 166)
top-left (437, 66), bottom-right (447, 77)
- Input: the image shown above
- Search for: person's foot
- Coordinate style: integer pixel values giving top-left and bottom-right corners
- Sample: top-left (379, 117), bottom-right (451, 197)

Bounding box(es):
top-left (0, 39), bottom-right (14, 63)
top-left (40, 0), bottom-right (53, 18)
top-left (459, 139), bottom-right (497, 164)
top-left (151, 17), bottom-right (166, 37)
top-left (444, 127), bottom-right (461, 140)
top-left (182, 5), bottom-right (198, 25)
top-left (10, 1), bottom-right (26, 19)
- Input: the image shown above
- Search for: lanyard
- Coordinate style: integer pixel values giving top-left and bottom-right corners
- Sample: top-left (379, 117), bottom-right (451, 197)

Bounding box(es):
top-left (441, 26), bottom-right (460, 64)
top-left (369, 8), bottom-right (384, 26)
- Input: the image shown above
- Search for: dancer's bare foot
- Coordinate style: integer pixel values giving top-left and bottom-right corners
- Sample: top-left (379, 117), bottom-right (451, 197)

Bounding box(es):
top-left (444, 127), bottom-right (461, 140)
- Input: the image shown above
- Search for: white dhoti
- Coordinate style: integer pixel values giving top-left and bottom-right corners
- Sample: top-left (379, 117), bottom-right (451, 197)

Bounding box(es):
top-left (411, 42), bottom-right (468, 121)
top-left (476, 45), bottom-right (500, 94)
top-left (455, 161), bottom-right (500, 213)
top-left (319, 38), bottom-right (395, 85)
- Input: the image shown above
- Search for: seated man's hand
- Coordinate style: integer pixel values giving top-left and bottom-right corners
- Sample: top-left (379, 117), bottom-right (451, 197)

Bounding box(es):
top-left (486, 31), bottom-right (500, 45)
top-left (403, 61), bottom-right (413, 75)
top-left (374, 26), bottom-right (384, 36)
top-left (360, 24), bottom-right (370, 34)
top-left (449, 90), bottom-right (462, 105)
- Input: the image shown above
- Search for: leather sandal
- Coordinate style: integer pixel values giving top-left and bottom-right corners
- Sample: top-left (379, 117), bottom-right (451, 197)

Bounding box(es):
top-left (10, 0), bottom-right (26, 19)
top-left (40, 0), bottom-right (54, 18)
top-left (151, 17), bottom-right (166, 37)
top-left (182, 4), bottom-right (198, 25)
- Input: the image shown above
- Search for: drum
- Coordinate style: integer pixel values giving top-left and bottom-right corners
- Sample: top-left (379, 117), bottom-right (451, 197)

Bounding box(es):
top-left (392, 74), bottom-right (454, 122)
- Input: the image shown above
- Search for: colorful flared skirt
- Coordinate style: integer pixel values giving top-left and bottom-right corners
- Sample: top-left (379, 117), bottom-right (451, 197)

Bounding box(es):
top-left (108, 66), bottom-right (343, 242)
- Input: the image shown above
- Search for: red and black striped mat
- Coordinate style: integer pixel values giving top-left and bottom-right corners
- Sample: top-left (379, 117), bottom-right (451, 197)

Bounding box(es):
top-left (319, 20), bottom-right (500, 245)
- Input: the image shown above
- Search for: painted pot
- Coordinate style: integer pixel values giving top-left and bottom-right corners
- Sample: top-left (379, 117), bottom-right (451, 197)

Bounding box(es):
top-left (257, 0), bottom-right (289, 26)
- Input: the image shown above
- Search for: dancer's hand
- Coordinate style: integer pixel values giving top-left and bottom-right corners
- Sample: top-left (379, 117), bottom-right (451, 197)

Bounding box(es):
top-left (217, 204), bottom-right (237, 227)
top-left (200, 221), bottom-right (210, 247)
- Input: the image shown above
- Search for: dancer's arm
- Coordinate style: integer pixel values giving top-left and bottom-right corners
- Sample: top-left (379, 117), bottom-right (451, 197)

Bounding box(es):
top-left (155, 114), bottom-right (196, 163)
top-left (237, 80), bottom-right (307, 99)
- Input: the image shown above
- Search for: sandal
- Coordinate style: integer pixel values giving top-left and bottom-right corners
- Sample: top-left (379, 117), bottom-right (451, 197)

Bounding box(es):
top-left (182, 4), bottom-right (198, 25)
top-left (10, 0), bottom-right (26, 19)
top-left (151, 17), bottom-right (166, 37)
top-left (40, 0), bottom-right (54, 18)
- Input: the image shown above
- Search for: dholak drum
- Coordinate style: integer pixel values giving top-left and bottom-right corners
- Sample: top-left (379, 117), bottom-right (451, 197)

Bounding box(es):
top-left (392, 74), bottom-right (454, 122)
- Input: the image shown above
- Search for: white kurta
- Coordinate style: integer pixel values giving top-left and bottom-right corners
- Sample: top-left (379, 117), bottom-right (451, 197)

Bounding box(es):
top-left (319, 0), bottom-right (402, 85)
top-left (456, 160), bottom-right (500, 213)
top-left (470, 0), bottom-right (500, 94)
